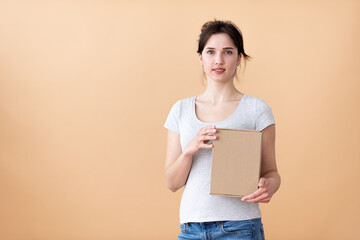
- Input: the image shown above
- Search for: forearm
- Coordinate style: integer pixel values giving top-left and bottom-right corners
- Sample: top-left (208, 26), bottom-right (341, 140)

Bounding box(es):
top-left (165, 151), bottom-right (194, 192)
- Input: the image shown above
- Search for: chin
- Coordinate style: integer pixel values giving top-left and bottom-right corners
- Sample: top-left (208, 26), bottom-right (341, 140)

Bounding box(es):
top-left (209, 75), bottom-right (232, 83)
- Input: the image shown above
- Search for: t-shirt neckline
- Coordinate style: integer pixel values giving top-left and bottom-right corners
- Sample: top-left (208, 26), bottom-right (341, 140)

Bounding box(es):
top-left (192, 94), bottom-right (247, 124)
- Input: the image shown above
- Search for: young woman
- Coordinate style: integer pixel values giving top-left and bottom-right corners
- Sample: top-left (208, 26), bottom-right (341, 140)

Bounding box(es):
top-left (164, 20), bottom-right (280, 240)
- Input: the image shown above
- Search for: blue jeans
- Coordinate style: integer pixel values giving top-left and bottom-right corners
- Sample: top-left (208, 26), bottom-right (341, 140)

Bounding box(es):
top-left (177, 218), bottom-right (265, 240)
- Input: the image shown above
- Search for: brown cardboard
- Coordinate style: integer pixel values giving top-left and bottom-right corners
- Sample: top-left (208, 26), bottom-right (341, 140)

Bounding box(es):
top-left (210, 128), bottom-right (263, 198)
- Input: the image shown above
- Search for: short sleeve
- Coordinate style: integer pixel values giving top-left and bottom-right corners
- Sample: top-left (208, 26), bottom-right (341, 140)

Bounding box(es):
top-left (164, 100), bottom-right (181, 135)
top-left (255, 98), bottom-right (275, 131)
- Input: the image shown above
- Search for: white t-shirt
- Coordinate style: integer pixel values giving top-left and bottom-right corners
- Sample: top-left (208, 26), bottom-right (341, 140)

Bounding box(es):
top-left (164, 94), bottom-right (276, 224)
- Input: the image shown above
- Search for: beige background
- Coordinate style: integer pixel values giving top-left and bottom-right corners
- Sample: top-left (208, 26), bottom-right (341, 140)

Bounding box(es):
top-left (0, 0), bottom-right (359, 239)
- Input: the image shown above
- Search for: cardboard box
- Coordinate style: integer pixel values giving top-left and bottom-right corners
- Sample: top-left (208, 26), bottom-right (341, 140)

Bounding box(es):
top-left (210, 128), bottom-right (263, 198)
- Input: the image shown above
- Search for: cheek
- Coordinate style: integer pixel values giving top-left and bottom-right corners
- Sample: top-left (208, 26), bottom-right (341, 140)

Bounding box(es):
top-left (230, 58), bottom-right (240, 67)
top-left (202, 60), bottom-right (212, 69)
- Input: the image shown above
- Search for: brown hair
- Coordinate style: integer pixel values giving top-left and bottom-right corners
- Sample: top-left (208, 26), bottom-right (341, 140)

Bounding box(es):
top-left (197, 19), bottom-right (251, 85)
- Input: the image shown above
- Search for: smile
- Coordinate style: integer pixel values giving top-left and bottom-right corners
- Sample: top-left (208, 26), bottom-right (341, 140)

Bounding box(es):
top-left (213, 68), bottom-right (225, 74)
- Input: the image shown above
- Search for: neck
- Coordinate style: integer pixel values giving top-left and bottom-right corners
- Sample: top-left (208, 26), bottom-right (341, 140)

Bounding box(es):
top-left (200, 79), bottom-right (241, 104)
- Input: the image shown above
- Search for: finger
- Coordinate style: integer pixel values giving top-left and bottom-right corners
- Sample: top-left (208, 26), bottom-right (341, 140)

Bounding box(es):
top-left (242, 192), bottom-right (270, 203)
top-left (202, 125), bottom-right (216, 133)
top-left (204, 129), bottom-right (216, 136)
top-left (244, 187), bottom-right (266, 200)
top-left (202, 125), bottom-right (216, 131)
top-left (200, 143), bottom-right (214, 148)
top-left (241, 188), bottom-right (266, 201)
top-left (199, 126), bottom-right (211, 135)
top-left (201, 135), bottom-right (217, 141)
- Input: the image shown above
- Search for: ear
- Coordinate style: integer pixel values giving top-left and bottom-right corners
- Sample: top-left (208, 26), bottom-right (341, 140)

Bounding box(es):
top-left (237, 54), bottom-right (241, 66)
top-left (198, 53), bottom-right (203, 65)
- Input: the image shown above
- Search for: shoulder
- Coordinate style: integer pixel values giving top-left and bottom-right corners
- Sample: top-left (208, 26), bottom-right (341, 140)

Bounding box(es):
top-left (169, 96), bottom-right (194, 109)
top-left (165, 96), bottom-right (194, 120)
top-left (243, 94), bottom-right (272, 113)
top-left (244, 94), bottom-right (269, 108)
top-left (179, 96), bottom-right (194, 104)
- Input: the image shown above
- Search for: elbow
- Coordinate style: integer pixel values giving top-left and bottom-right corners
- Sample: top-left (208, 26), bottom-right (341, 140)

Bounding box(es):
top-left (278, 173), bottom-right (282, 187)
top-left (166, 182), bottom-right (180, 192)
top-left (164, 170), bottom-right (181, 192)
top-left (164, 168), bottom-right (186, 192)
top-left (168, 186), bottom-right (179, 192)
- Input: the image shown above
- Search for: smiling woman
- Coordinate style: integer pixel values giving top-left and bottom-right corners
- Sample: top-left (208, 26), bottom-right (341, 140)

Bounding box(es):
top-left (197, 20), bottom-right (251, 86)
top-left (164, 20), bottom-right (280, 240)
top-left (199, 33), bottom-right (241, 84)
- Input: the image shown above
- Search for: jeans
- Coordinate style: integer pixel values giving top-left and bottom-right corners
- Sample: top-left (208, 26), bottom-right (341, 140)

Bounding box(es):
top-left (177, 218), bottom-right (265, 240)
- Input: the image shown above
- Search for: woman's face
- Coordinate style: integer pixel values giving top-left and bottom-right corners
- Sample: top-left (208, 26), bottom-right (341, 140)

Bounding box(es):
top-left (199, 33), bottom-right (241, 83)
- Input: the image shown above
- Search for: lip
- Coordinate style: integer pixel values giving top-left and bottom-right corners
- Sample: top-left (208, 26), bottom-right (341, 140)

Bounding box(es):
top-left (212, 68), bottom-right (225, 74)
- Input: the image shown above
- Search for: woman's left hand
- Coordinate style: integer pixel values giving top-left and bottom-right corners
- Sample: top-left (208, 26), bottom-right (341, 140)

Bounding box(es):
top-left (241, 175), bottom-right (279, 203)
top-left (241, 125), bottom-right (281, 203)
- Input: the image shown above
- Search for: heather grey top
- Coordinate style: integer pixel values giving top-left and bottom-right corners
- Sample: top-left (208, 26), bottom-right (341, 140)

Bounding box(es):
top-left (163, 94), bottom-right (275, 224)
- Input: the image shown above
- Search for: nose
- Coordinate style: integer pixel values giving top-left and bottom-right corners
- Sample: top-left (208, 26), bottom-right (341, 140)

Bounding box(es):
top-left (215, 53), bottom-right (224, 65)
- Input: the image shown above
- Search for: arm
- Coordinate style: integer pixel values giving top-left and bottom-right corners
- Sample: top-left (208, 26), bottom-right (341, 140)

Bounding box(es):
top-left (164, 130), bottom-right (194, 192)
top-left (164, 126), bottom-right (217, 192)
top-left (241, 124), bottom-right (281, 203)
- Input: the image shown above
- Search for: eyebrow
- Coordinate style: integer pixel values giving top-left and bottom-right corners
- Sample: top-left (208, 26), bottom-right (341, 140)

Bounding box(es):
top-left (205, 47), bottom-right (235, 50)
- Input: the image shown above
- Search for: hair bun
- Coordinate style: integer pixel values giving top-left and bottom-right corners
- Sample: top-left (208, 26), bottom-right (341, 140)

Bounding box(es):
top-left (200, 18), bottom-right (218, 33)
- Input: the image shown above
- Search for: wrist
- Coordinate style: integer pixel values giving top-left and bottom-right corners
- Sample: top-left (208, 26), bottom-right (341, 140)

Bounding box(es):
top-left (182, 150), bottom-right (194, 158)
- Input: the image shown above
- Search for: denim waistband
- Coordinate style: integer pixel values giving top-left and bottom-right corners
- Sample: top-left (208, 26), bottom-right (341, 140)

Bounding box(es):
top-left (183, 218), bottom-right (262, 228)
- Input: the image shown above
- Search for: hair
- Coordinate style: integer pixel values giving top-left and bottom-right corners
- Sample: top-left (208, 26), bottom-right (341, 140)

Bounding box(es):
top-left (197, 19), bottom-right (251, 85)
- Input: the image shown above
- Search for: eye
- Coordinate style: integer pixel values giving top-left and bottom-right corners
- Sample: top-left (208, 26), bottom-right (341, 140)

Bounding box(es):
top-left (224, 51), bottom-right (233, 55)
top-left (206, 50), bottom-right (215, 54)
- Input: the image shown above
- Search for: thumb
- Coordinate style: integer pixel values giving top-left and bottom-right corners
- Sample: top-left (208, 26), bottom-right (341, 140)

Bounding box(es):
top-left (258, 178), bottom-right (267, 188)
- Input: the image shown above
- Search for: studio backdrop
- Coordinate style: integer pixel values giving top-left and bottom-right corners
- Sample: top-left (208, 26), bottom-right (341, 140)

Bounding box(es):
top-left (0, 1), bottom-right (359, 239)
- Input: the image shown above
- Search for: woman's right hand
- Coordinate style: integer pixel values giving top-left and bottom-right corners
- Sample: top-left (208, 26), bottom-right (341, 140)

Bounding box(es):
top-left (184, 125), bottom-right (217, 156)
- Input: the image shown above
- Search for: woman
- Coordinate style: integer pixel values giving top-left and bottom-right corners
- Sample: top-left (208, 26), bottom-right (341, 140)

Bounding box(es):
top-left (164, 20), bottom-right (280, 240)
